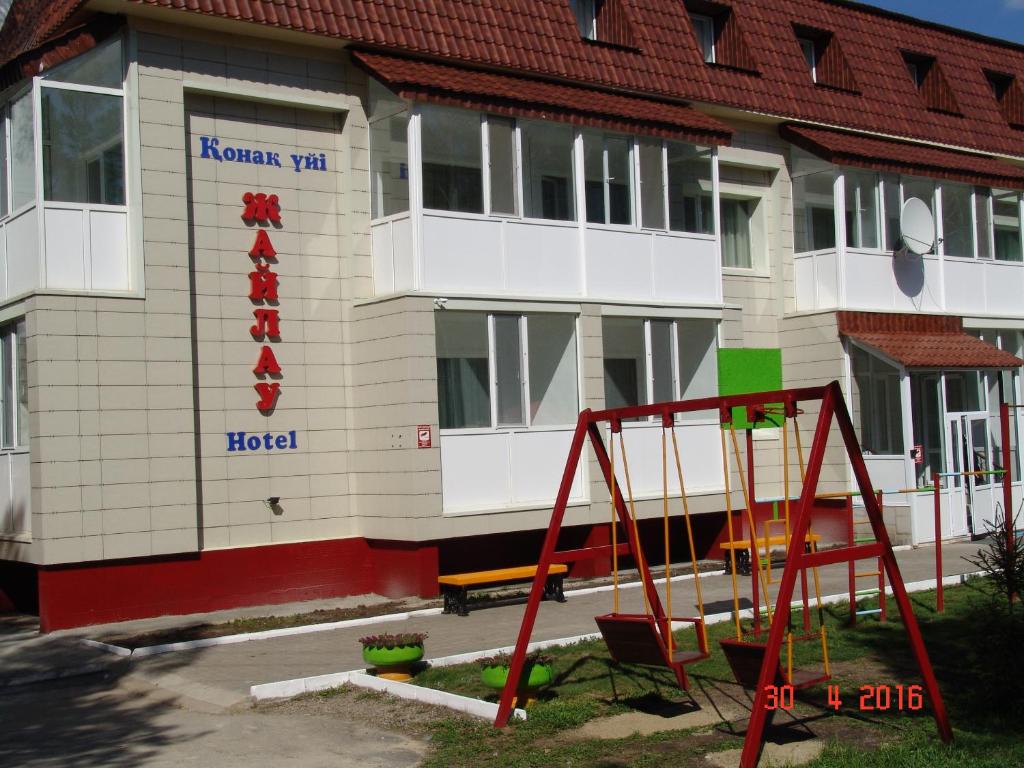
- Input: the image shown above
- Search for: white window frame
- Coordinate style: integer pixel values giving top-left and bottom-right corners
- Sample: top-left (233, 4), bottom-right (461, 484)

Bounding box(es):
top-left (691, 14), bottom-right (716, 64)
top-left (0, 320), bottom-right (27, 452)
top-left (440, 312), bottom-right (582, 433)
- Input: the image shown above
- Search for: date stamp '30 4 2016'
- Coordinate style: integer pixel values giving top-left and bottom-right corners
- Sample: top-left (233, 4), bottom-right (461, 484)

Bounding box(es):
top-left (763, 684), bottom-right (926, 712)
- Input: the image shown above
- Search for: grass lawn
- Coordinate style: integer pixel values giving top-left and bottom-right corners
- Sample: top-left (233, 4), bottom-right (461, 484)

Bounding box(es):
top-left (374, 577), bottom-right (1024, 767)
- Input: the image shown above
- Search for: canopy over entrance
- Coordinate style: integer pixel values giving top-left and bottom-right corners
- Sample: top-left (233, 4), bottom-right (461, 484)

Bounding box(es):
top-left (838, 312), bottom-right (1024, 369)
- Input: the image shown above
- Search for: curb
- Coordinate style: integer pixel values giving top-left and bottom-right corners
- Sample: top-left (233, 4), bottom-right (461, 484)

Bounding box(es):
top-left (249, 569), bottom-right (983, 706)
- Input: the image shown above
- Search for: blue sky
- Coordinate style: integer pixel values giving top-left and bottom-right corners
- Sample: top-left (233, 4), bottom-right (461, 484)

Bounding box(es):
top-left (864, 1), bottom-right (1024, 45)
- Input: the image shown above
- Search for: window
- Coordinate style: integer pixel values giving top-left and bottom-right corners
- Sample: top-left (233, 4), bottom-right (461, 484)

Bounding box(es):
top-left (601, 316), bottom-right (719, 419)
top-left (569, 0), bottom-right (597, 39)
top-left (901, 51), bottom-right (960, 115)
top-left (844, 170), bottom-right (879, 249)
top-left (40, 38), bottom-right (125, 206)
top-left (436, 312), bottom-right (579, 430)
top-left (584, 131), bottom-right (633, 225)
top-left (0, 320), bottom-right (28, 449)
top-left (984, 70), bottom-right (1024, 129)
top-left (488, 117), bottom-right (519, 216)
top-left (721, 198), bottom-right (752, 268)
top-left (9, 92), bottom-right (34, 212)
top-left (690, 14), bottom-right (715, 63)
top-left (940, 183), bottom-right (973, 258)
top-left (369, 79), bottom-right (409, 218)
top-left (975, 187), bottom-right (993, 259)
top-left (798, 37), bottom-right (817, 82)
top-left (521, 120), bottom-right (575, 221)
top-left (421, 105), bottom-right (483, 214)
top-left (850, 344), bottom-right (903, 455)
top-left (638, 138), bottom-right (665, 230)
top-left (993, 189), bottom-right (1023, 262)
top-left (668, 142), bottom-right (714, 234)
top-left (882, 174), bottom-right (901, 250)
top-left (902, 176), bottom-right (936, 253)
top-left (792, 149), bottom-right (835, 252)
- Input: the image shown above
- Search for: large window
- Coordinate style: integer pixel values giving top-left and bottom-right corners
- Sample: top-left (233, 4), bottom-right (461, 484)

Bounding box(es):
top-left (690, 14), bottom-right (716, 63)
top-left (369, 80), bottom-right (409, 218)
top-left (436, 311), bottom-right (579, 430)
top-left (521, 120), bottom-right (575, 221)
top-left (584, 131), bottom-right (633, 226)
top-left (721, 198), bottom-right (754, 269)
top-left (421, 105), bottom-right (483, 214)
top-left (993, 189), bottom-right (1023, 262)
top-left (792, 149), bottom-right (835, 252)
top-left (850, 344), bottom-right (903, 455)
top-left (39, 38), bottom-right (125, 206)
top-left (601, 316), bottom-right (719, 419)
top-left (940, 183), bottom-right (973, 258)
top-left (0, 320), bottom-right (27, 449)
top-left (667, 142), bottom-right (714, 234)
top-left (844, 170), bottom-right (879, 249)
top-left (8, 93), bottom-right (34, 212)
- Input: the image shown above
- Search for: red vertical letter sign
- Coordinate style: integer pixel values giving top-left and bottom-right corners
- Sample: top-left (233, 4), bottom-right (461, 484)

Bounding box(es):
top-left (253, 345), bottom-right (282, 375)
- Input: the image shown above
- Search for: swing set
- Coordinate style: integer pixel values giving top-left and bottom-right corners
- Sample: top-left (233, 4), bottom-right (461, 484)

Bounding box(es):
top-left (493, 381), bottom-right (952, 768)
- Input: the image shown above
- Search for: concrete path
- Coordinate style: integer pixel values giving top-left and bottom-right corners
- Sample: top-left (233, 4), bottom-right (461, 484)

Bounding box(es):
top-left (124, 540), bottom-right (982, 706)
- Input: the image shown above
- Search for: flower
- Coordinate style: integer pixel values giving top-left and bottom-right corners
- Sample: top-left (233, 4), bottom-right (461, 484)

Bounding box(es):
top-left (478, 650), bottom-right (553, 668)
top-left (358, 631), bottom-right (428, 649)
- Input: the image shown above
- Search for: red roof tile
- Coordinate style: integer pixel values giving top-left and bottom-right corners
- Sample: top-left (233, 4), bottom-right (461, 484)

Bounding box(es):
top-left (4, 0), bottom-right (1024, 162)
top-left (781, 123), bottom-right (1024, 190)
top-left (352, 50), bottom-right (732, 144)
top-left (838, 312), bottom-right (1024, 369)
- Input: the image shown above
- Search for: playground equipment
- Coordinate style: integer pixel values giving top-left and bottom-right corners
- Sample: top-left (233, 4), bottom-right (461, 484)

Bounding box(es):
top-left (493, 382), bottom-right (952, 768)
top-left (593, 413), bottom-right (710, 686)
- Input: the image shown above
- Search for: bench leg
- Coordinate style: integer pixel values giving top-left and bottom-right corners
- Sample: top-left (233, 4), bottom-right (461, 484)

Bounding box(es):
top-left (442, 586), bottom-right (456, 615)
top-left (543, 575), bottom-right (566, 603)
top-left (457, 586), bottom-right (469, 617)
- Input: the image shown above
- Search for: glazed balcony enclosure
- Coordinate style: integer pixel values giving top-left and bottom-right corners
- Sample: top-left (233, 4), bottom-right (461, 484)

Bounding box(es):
top-left (0, 37), bottom-right (135, 305)
top-left (791, 147), bottom-right (1024, 317)
top-left (368, 83), bottom-right (723, 307)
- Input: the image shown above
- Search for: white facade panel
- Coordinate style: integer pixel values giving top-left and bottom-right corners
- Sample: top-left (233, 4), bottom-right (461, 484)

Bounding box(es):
top-left (89, 209), bottom-right (130, 291)
top-left (652, 234), bottom-right (718, 303)
top-left (422, 214), bottom-right (502, 293)
top-left (585, 228), bottom-right (653, 300)
top-left (5, 207), bottom-right (38, 298)
top-left (44, 208), bottom-right (87, 290)
top-left (509, 429), bottom-right (583, 505)
top-left (9, 452), bottom-right (29, 534)
top-left (440, 432), bottom-right (511, 512)
top-left (371, 219), bottom-right (395, 295)
top-left (504, 221), bottom-right (580, 297)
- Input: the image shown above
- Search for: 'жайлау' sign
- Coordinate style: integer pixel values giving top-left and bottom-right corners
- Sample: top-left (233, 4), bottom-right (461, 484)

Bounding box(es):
top-left (243, 192), bottom-right (283, 413)
top-left (200, 136), bottom-right (327, 173)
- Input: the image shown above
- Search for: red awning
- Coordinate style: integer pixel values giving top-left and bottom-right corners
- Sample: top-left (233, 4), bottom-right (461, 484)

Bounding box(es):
top-left (781, 123), bottom-right (1024, 191)
top-left (352, 50), bottom-right (732, 146)
top-left (838, 312), bottom-right (1024, 369)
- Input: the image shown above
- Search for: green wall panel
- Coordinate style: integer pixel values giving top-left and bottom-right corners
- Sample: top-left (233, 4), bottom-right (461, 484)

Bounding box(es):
top-left (717, 348), bottom-right (783, 428)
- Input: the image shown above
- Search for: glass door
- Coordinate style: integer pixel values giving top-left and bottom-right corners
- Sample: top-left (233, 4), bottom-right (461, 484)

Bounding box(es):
top-left (965, 413), bottom-right (999, 535)
top-left (942, 414), bottom-right (970, 538)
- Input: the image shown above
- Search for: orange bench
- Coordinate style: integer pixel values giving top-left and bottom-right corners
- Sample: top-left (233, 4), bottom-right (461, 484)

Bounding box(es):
top-left (438, 564), bottom-right (569, 616)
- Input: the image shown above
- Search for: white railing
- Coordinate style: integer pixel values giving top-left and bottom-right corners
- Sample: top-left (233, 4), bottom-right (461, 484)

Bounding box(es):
top-left (794, 247), bottom-right (1024, 317)
top-left (372, 210), bottom-right (722, 305)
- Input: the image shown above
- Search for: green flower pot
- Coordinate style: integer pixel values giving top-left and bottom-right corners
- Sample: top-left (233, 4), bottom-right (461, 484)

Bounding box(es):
top-left (480, 661), bottom-right (553, 690)
top-left (361, 644), bottom-right (425, 667)
top-left (362, 643), bottom-right (425, 681)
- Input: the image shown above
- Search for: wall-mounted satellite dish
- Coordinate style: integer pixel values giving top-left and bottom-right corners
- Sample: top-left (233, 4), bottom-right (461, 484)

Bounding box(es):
top-left (899, 197), bottom-right (935, 255)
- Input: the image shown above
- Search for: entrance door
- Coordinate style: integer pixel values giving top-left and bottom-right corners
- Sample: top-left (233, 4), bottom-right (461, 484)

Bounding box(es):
top-left (944, 412), bottom-right (996, 537)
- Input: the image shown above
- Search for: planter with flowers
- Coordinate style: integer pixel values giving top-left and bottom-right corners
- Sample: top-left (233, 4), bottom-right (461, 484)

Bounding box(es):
top-left (478, 650), bottom-right (554, 707)
top-left (359, 632), bottom-right (428, 681)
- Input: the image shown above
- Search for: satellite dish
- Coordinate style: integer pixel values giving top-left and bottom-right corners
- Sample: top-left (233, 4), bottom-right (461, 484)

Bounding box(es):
top-left (899, 197), bottom-right (935, 256)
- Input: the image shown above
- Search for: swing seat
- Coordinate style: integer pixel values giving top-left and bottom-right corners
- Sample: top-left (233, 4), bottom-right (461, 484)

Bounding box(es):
top-left (719, 638), bottom-right (830, 690)
top-left (595, 613), bottom-right (708, 668)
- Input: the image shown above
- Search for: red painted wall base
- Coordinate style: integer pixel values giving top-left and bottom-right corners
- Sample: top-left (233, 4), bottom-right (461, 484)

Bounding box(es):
top-left (27, 514), bottom-right (733, 631)
top-left (36, 537), bottom-right (440, 632)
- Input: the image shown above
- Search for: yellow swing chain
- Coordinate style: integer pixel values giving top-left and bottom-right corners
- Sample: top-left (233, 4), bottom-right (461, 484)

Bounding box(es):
top-left (618, 431), bottom-right (651, 616)
top-left (610, 428), bottom-right (619, 615)
top-left (672, 424), bottom-right (707, 649)
top-left (720, 426), bottom-right (742, 641)
top-left (662, 427), bottom-right (673, 654)
top-left (730, 424), bottom-right (773, 628)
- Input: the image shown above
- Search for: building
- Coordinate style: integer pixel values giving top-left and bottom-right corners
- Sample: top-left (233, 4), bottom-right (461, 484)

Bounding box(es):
top-left (0, 0), bottom-right (1021, 630)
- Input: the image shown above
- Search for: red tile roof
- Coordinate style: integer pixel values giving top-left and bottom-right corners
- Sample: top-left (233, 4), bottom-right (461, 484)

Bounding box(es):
top-left (838, 312), bottom-right (1024, 369)
top-left (352, 50), bottom-right (732, 145)
top-left (781, 124), bottom-right (1024, 190)
top-left (4, 0), bottom-right (1024, 161)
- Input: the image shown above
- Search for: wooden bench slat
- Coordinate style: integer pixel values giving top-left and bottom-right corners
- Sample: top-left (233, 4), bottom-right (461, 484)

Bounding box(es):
top-left (438, 564), bottom-right (568, 587)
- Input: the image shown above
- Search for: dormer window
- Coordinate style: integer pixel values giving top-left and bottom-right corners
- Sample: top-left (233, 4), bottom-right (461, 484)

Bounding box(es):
top-left (901, 51), bottom-right (961, 115)
top-left (797, 37), bottom-right (817, 82)
top-left (985, 69), bottom-right (1024, 130)
top-left (691, 14), bottom-right (715, 63)
top-left (793, 24), bottom-right (857, 92)
top-left (569, 0), bottom-right (597, 40)
top-left (684, 1), bottom-right (758, 73)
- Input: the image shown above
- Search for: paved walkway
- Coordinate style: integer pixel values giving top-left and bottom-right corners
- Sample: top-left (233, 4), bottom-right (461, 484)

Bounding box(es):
top-left (120, 540), bottom-right (982, 706)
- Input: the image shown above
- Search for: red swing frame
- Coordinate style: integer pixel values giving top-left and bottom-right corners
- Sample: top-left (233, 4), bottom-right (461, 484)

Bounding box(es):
top-left (492, 381), bottom-right (952, 768)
